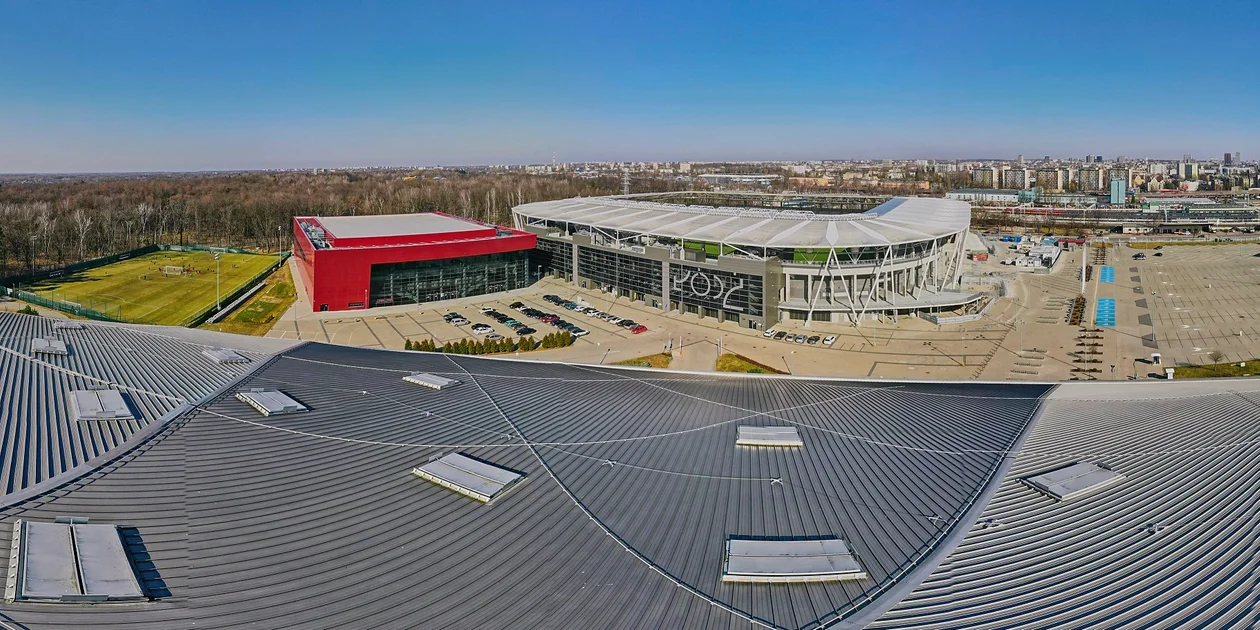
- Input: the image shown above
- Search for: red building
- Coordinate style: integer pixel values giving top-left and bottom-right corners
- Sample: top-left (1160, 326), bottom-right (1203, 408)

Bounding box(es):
top-left (292, 213), bottom-right (537, 311)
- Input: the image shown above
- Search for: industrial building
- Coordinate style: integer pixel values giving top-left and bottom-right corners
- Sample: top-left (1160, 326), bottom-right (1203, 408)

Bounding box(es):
top-left (0, 312), bottom-right (1257, 629)
top-left (292, 212), bottom-right (537, 311)
top-left (513, 193), bottom-right (978, 328)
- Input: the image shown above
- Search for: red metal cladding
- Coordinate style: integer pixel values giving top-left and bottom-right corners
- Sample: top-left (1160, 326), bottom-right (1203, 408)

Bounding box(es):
top-left (291, 214), bottom-right (536, 311)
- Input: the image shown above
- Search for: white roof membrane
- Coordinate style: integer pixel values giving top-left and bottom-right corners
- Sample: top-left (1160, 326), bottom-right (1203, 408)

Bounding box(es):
top-left (723, 538), bottom-right (867, 583)
top-left (736, 426), bottom-right (804, 447)
top-left (1023, 462), bottom-right (1125, 501)
top-left (412, 453), bottom-right (523, 503)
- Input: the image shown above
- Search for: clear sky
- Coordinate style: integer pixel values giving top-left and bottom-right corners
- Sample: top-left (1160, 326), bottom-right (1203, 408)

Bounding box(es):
top-left (1, 0), bottom-right (1256, 172)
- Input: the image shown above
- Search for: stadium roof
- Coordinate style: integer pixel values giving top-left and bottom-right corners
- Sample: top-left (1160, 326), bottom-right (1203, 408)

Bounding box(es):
top-left (0, 318), bottom-right (1257, 629)
top-left (513, 195), bottom-right (971, 249)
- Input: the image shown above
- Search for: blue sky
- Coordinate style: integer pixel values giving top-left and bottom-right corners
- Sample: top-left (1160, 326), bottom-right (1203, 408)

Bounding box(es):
top-left (1, 0), bottom-right (1256, 172)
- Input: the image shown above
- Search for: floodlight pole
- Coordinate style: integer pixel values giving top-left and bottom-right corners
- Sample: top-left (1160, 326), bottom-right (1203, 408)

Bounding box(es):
top-left (215, 253), bottom-right (221, 310)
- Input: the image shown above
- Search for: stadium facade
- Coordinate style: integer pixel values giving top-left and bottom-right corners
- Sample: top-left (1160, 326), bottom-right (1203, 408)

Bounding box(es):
top-left (512, 193), bottom-right (977, 329)
top-left (291, 212), bottom-right (536, 312)
top-left (0, 311), bottom-right (1257, 630)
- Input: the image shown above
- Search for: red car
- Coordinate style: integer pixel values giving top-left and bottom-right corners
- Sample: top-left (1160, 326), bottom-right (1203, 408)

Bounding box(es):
top-left (630, 324), bottom-right (647, 334)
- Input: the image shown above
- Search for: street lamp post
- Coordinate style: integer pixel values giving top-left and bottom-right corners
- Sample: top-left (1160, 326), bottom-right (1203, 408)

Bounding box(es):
top-left (215, 253), bottom-right (221, 310)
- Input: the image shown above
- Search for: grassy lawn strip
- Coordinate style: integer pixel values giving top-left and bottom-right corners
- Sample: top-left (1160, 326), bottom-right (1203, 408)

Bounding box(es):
top-left (613, 353), bottom-right (673, 368)
top-left (716, 352), bottom-right (785, 374)
top-left (1173, 361), bottom-right (1260, 379)
top-left (200, 264), bottom-right (297, 336)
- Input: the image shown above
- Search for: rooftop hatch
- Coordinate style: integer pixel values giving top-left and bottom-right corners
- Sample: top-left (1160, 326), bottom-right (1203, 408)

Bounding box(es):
top-left (31, 338), bottom-right (69, 356)
top-left (70, 389), bottom-right (135, 421)
top-left (202, 348), bottom-right (249, 364)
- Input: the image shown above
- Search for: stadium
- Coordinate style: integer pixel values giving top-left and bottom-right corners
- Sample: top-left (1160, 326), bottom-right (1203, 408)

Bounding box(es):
top-left (512, 192), bottom-right (979, 329)
top-left (0, 311), bottom-right (1256, 629)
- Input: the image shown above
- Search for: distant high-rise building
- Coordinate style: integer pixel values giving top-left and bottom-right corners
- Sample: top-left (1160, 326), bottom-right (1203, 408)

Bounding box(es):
top-left (1078, 167), bottom-right (1105, 192)
top-left (1017, 154), bottom-right (1024, 166)
top-left (1179, 162), bottom-right (1199, 180)
top-left (1107, 167), bottom-right (1133, 187)
top-left (1183, 154), bottom-right (1193, 162)
top-left (1084, 154), bottom-right (1093, 163)
top-left (1109, 178), bottom-right (1126, 205)
top-left (1224, 153), bottom-right (1234, 165)
top-left (1002, 168), bottom-right (1032, 190)
top-left (1236, 151), bottom-right (1242, 163)
top-left (1035, 168), bottom-right (1064, 191)
top-left (1094, 155), bottom-right (1104, 163)
top-left (971, 167), bottom-right (999, 188)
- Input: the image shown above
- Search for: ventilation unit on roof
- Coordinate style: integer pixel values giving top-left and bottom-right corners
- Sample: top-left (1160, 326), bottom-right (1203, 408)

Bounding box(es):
top-left (403, 373), bottom-right (459, 390)
top-left (1022, 462), bottom-right (1125, 501)
top-left (736, 426), bottom-right (803, 447)
top-left (70, 389), bottom-right (135, 421)
top-left (30, 338), bottom-right (69, 356)
top-left (202, 348), bottom-right (249, 364)
top-left (52, 321), bottom-right (85, 330)
top-left (5, 520), bottom-right (146, 603)
top-left (722, 538), bottom-right (867, 583)
top-left (412, 453), bottom-right (523, 503)
top-left (235, 388), bottom-right (307, 416)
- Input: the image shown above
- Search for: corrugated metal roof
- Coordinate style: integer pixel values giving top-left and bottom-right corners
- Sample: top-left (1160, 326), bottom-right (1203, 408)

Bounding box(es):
top-left (872, 380), bottom-right (1260, 630)
top-left (0, 342), bottom-right (1048, 629)
top-left (0, 313), bottom-right (295, 498)
top-left (513, 196), bottom-right (971, 248)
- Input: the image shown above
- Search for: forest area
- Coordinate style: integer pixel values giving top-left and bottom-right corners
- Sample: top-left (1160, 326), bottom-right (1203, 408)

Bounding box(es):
top-left (0, 170), bottom-right (690, 277)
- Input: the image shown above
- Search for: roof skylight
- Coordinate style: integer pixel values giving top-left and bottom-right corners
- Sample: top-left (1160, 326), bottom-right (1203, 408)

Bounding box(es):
top-left (403, 372), bottom-right (459, 390)
top-left (5, 520), bottom-right (145, 603)
top-left (235, 388), bottom-right (307, 416)
top-left (30, 338), bottom-right (69, 356)
top-left (1022, 462), bottom-right (1125, 501)
top-left (202, 348), bottom-right (249, 364)
top-left (70, 389), bottom-right (135, 421)
top-left (736, 426), bottom-right (803, 448)
top-left (722, 538), bottom-right (867, 583)
top-left (412, 453), bottom-right (523, 503)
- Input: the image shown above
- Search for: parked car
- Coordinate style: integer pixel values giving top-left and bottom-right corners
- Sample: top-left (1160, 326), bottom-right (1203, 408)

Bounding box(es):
top-left (471, 324), bottom-right (493, 335)
top-left (794, 335), bottom-right (806, 344)
top-left (618, 320), bottom-right (637, 329)
top-left (504, 319), bottom-right (520, 327)
top-left (515, 327), bottom-right (536, 335)
top-left (774, 331), bottom-right (788, 340)
top-left (1154, 252), bottom-right (1163, 257)
top-left (571, 328), bottom-right (589, 337)
top-left (822, 335), bottom-right (837, 346)
top-left (478, 306), bottom-right (495, 314)
top-left (782, 334), bottom-right (795, 342)
top-left (510, 301), bottom-right (525, 310)
top-left (485, 333), bottom-right (504, 341)
top-left (763, 327), bottom-right (778, 338)
top-left (631, 324), bottom-right (647, 334)
top-left (450, 318), bottom-right (469, 326)
top-left (806, 335), bottom-right (820, 345)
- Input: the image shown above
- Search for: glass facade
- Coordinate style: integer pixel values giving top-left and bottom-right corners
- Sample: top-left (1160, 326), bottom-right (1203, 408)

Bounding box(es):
top-left (368, 251), bottom-right (531, 307)
top-left (577, 247), bottom-right (663, 298)
top-left (669, 263), bottom-right (764, 317)
top-left (535, 238), bottom-right (573, 277)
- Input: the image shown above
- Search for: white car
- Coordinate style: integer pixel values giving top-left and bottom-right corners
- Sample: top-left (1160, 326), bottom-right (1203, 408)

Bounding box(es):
top-left (586, 310), bottom-right (603, 317)
top-left (608, 316), bottom-right (623, 324)
top-left (571, 328), bottom-right (589, 337)
top-left (794, 335), bottom-right (806, 344)
top-left (450, 318), bottom-right (469, 326)
top-left (822, 335), bottom-right (837, 346)
top-left (763, 327), bottom-right (778, 338)
top-left (471, 324), bottom-right (494, 335)
top-left (478, 306), bottom-right (495, 313)
top-left (485, 333), bottom-right (504, 341)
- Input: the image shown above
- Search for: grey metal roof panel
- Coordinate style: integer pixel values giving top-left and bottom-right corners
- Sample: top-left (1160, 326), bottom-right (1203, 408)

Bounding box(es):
top-left (872, 380), bottom-right (1260, 630)
top-left (0, 342), bottom-right (1048, 629)
top-left (0, 312), bottom-right (285, 497)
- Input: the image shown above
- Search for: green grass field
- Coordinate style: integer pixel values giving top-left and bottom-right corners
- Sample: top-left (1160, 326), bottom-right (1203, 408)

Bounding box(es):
top-left (199, 263), bottom-right (296, 336)
top-left (26, 250), bottom-right (280, 326)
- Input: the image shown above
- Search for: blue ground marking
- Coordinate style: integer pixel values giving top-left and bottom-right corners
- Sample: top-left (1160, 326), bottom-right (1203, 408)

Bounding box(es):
top-left (1094, 298), bottom-right (1116, 326)
top-left (1099, 266), bottom-right (1115, 283)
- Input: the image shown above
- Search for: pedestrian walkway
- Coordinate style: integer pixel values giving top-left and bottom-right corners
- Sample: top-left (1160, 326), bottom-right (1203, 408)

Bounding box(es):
top-left (1095, 298), bottom-right (1116, 326)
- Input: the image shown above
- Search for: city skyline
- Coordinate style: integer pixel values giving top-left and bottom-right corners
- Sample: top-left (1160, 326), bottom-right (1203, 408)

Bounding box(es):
top-left (2, 0), bottom-right (1257, 173)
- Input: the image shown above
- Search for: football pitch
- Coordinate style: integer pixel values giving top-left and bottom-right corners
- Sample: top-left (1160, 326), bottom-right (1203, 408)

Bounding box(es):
top-left (26, 250), bottom-right (281, 326)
